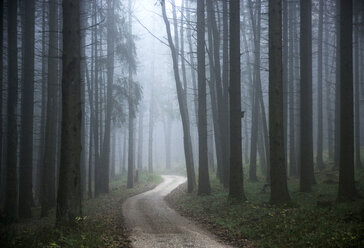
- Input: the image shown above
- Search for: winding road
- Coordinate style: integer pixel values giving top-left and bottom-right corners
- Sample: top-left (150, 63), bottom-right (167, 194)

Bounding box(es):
top-left (122, 175), bottom-right (232, 248)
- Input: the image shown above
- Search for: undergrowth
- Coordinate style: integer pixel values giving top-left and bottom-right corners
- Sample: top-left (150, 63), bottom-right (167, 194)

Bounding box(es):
top-left (168, 168), bottom-right (364, 248)
top-left (0, 172), bottom-right (162, 248)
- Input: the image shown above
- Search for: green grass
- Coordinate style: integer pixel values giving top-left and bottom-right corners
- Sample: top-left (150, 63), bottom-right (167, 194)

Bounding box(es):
top-left (168, 169), bottom-right (364, 248)
top-left (0, 172), bottom-right (162, 248)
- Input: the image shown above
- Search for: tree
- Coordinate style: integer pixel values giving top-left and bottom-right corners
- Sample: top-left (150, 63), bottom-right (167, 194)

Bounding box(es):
top-left (56, 0), bottom-right (82, 224)
top-left (316, 0), bottom-right (324, 170)
top-left (269, 0), bottom-right (290, 204)
top-left (0, 0), bottom-right (3, 196)
top-left (299, 0), bottom-right (314, 192)
top-left (19, 0), bottom-right (35, 218)
top-left (161, 0), bottom-right (196, 192)
top-left (5, 0), bottom-right (19, 220)
top-left (100, 0), bottom-right (116, 193)
top-left (41, 0), bottom-right (59, 216)
top-left (337, 0), bottom-right (357, 202)
top-left (229, 0), bottom-right (246, 202)
top-left (288, 0), bottom-right (297, 177)
top-left (197, 0), bottom-right (210, 195)
top-left (127, 0), bottom-right (135, 189)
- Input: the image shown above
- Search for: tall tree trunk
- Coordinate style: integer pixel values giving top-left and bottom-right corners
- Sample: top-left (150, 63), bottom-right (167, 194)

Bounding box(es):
top-left (127, 0), bottom-right (135, 188)
top-left (0, 0), bottom-right (3, 202)
top-left (80, 0), bottom-right (89, 199)
top-left (316, 0), bottom-right (324, 170)
top-left (19, 0), bottom-right (35, 218)
top-left (161, 0), bottom-right (196, 192)
top-left (229, 0), bottom-right (246, 202)
top-left (269, 0), bottom-right (290, 204)
top-left (93, 0), bottom-right (100, 196)
top-left (354, 4), bottom-right (361, 169)
top-left (334, 0), bottom-right (341, 170)
top-left (288, 0), bottom-right (297, 177)
top-left (337, 0), bottom-right (357, 202)
top-left (56, 0), bottom-right (82, 224)
top-left (248, 0), bottom-right (261, 182)
top-left (197, 0), bottom-right (210, 195)
top-left (299, 0), bottom-right (314, 192)
top-left (282, 0), bottom-right (288, 164)
top-left (5, 0), bottom-right (19, 220)
top-left (41, 0), bottom-right (59, 216)
top-left (221, 0), bottom-right (230, 187)
top-left (101, 0), bottom-right (115, 193)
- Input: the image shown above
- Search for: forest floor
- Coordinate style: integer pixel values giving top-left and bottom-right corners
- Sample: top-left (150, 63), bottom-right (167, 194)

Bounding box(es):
top-left (0, 172), bottom-right (162, 248)
top-left (166, 168), bottom-right (364, 248)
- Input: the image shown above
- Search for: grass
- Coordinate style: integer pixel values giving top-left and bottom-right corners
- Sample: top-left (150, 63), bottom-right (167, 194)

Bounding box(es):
top-left (167, 168), bottom-right (364, 248)
top-left (0, 172), bottom-right (162, 248)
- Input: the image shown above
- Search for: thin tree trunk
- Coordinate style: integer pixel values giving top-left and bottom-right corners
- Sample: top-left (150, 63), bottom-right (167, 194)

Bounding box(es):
top-left (197, 0), bottom-right (210, 195)
top-left (316, 0), bottom-right (324, 170)
top-left (161, 0), bottom-right (196, 192)
top-left (354, 5), bottom-right (361, 169)
top-left (288, 0), bottom-right (297, 177)
top-left (101, 0), bottom-right (115, 193)
top-left (299, 0), bottom-right (314, 192)
top-left (137, 109), bottom-right (144, 171)
top-left (5, 0), bottom-right (19, 220)
top-left (41, 0), bottom-right (58, 216)
top-left (127, 0), bottom-right (135, 188)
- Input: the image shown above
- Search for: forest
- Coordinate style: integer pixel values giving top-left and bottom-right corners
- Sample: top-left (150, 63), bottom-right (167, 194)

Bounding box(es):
top-left (0, 0), bottom-right (364, 247)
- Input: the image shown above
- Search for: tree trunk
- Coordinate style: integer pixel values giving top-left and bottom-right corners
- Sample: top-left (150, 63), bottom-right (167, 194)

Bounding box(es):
top-left (229, 0), bottom-right (246, 202)
top-left (269, 0), bottom-right (290, 204)
top-left (0, 0), bottom-right (3, 204)
top-left (56, 0), bottom-right (82, 225)
top-left (127, 0), bottom-right (135, 188)
top-left (19, 0), bottom-right (35, 218)
top-left (137, 109), bottom-right (144, 171)
top-left (41, 0), bottom-right (58, 217)
top-left (161, 0), bottom-right (196, 192)
top-left (197, 0), bottom-right (210, 195)
top-left (316, 0), bottom-right (324, 170)
top-left (5, 0), bottom-right (19, 220)
top-left (288, 0), bottom-right (297, 177)
top-left (337, 0), bottom-right (357, 202)
top-left (93, 0), bottom-right (100, 196)
top-left (148, 86), bottom-right (154, 174)
top-left (299, 0), bottom-right (314, 192)
top-left (100, 0), bottom-right (115, 193)
top-left (334, 0), bottom-right (341, 170)
top-left (354, 4), bottom-right (361, 169)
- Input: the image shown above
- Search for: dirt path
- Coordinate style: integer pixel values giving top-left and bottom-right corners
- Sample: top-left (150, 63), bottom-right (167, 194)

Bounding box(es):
top-left (122, 175), bottom-right (232, 248)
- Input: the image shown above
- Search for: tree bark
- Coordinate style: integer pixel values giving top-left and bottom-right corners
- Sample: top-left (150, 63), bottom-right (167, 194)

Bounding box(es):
top-left (19, 0), bottom-right (35, 218)
top-left (5, 0), bottom-right (19, 220)
top-left (288, 0), bottom-right (297, 177)
top-left (56, 0), bottom-right (82, 225)
top-left (269, 0), bottom-right (290, 204)
top-left (316, 0), bottom-right (324, 170)
top-left (127, 0), bottom-right (135, 188)
top-left (229, 0), bottom-right (246, 202)
top-left (197, 0), bottom-right (210, 195)
top-left (299, 0), bottom-right (314, 192)
top-left (41, 0), bottom-right (59, 216)
top-left (337, 0), bottom-right (357, 202)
